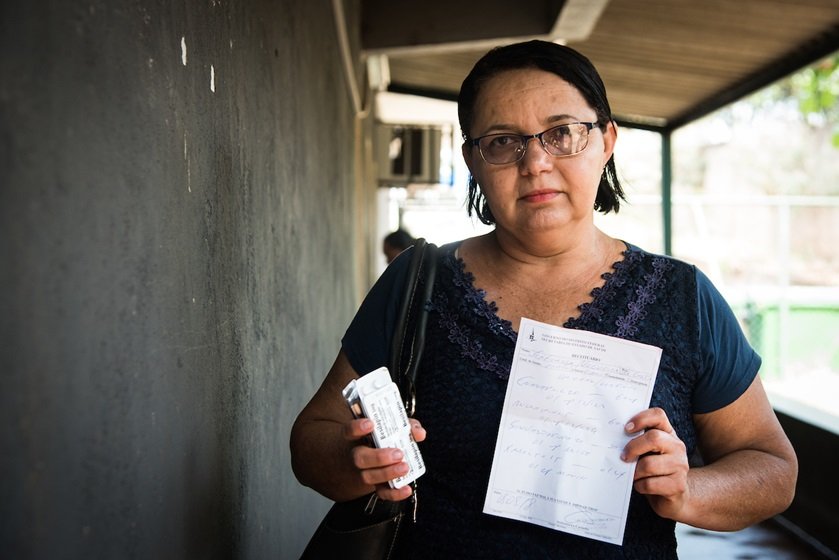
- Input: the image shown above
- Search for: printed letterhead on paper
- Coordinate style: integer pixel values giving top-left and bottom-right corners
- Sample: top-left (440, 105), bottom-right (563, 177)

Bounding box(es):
top-left (484, 318), bottom-right (662, 546)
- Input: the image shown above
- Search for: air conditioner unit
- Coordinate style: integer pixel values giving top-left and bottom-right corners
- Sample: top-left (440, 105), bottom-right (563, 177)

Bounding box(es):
top-left (376, 124), bottom-right (442, 185)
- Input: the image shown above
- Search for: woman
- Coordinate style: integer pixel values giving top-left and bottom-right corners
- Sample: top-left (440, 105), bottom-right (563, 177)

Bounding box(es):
top-left (291, 40), bottom-right (797, 558)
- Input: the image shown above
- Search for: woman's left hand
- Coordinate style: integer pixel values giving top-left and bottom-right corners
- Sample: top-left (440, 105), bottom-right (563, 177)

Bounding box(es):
top-left (621, 407), bottom-right (690, 520)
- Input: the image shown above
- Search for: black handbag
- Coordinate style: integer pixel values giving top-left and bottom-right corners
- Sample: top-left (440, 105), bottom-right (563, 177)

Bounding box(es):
top-left (300, 239), bottom-right (438, 560)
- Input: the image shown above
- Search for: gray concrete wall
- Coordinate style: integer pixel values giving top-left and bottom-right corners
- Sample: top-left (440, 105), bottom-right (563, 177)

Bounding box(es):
top-left (776, 413), bottom-right (839, 556)
top-left (1, 1), bottom-right (368, 558)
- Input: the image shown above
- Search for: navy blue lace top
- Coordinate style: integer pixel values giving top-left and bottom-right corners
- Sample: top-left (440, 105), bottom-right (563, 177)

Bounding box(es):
top-left (342, 241), bottom-right (760, 559)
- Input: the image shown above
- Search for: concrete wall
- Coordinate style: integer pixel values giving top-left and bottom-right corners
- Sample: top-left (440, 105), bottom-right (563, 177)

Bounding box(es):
top-left (776, 412), bottom-right (839, 556)
top-left (0, 1), bottom-right (371, 558)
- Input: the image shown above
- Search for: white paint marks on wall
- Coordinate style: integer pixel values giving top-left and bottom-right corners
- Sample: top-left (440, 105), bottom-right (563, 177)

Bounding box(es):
top-left (184, 132), bottom-right (191, 193)
top-left (210, 65), bottom-right (215, 93)
top-left (181, 36), bottom-right (187, 66)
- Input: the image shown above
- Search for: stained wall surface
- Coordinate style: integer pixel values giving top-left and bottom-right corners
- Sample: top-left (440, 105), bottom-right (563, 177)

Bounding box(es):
top-left (0, 1), bottom-right (367, 558)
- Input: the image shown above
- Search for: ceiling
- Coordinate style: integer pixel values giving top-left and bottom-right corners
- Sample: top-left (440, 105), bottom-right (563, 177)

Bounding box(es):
top-left (360, 0), bottom-right (839, 131)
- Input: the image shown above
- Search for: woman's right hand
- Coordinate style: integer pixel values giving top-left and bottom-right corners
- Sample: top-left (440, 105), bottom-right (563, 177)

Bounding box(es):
top-left (345, 417), bottom-right (427, 502)
top-left (291, 352), bottom-right (428, 503)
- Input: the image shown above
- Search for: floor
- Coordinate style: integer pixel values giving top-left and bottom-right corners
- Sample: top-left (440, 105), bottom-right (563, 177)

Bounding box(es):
top-left (676, 521), bottom-right (832, 560)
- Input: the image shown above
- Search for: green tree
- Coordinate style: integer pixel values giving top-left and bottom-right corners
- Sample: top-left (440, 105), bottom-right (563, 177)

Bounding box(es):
top-left (755, 53), bottom-right (839, 147)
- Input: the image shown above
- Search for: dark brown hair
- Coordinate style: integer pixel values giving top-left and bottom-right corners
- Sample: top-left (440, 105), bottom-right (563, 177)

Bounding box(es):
top-left (458, 40), bottom-right (625, 224)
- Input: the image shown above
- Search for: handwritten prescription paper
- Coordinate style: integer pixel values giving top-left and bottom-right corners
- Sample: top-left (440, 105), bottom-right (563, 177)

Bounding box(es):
top-left (484, 318), bottom-right (662, 545)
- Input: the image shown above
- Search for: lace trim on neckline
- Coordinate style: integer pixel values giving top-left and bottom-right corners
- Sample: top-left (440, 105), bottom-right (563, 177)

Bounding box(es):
top-left (446, 246), bottom-right (639, 335)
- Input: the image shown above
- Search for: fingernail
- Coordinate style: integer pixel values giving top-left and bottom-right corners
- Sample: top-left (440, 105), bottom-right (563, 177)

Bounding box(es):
top-left (391, 450), bottom-right (404, 461)
top-left (361, 420), bottom-right (373, 431)
top-left (625, 422), bottom-right (634, 432)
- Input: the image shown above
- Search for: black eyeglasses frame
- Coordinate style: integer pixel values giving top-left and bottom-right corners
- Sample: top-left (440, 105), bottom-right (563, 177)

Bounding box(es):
top-left (469, 121), bottom-right (600, 165)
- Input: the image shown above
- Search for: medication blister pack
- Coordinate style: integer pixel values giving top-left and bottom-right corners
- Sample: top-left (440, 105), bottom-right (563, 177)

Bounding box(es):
top-left (343, 366), bottom-right (425, 488)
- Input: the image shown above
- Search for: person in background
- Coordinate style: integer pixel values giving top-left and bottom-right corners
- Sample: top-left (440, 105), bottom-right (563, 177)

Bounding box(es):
top-left (291, 40), bottom-right (797, 558)
top-left (382, 228), bottom-right (415, 264)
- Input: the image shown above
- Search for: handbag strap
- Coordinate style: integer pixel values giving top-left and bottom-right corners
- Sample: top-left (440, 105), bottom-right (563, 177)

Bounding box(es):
top-left (388, 238), bottom-right (438, 418)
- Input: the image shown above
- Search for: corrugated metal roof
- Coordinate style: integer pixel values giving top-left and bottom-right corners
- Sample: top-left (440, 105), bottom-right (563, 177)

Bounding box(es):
top-left (363, 0), bottom-right (839, 130)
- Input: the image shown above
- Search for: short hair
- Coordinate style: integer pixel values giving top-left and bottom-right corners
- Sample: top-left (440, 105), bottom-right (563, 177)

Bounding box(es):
top-left (458, 40), bottom-right (625, 224)
top-left (383, 228), bottom-right (415, 250)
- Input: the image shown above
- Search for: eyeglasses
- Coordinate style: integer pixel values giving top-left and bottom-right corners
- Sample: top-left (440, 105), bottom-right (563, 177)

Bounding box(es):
top-left (470, 121), bottom-right (599, 165)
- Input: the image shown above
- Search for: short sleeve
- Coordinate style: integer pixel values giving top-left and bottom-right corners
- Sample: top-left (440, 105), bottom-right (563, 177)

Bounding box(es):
top-left (341, 247), bottom-right (414, 376)
top-left (692, 267), bottom-right (761, 413)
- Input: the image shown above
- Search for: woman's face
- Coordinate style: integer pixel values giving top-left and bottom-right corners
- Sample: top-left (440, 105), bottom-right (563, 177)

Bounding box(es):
top-left (463, 68), bottom-right (616, 239)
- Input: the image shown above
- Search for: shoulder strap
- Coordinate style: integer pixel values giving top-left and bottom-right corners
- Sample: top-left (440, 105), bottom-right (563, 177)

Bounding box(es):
top-left (389, 238), bottom-right (438, 417)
